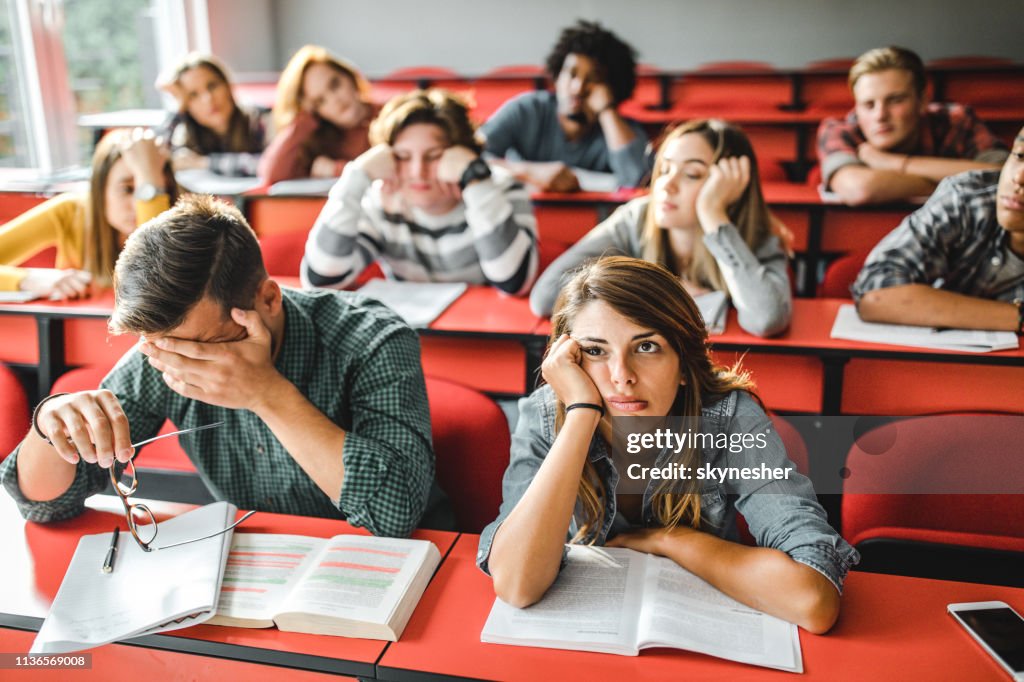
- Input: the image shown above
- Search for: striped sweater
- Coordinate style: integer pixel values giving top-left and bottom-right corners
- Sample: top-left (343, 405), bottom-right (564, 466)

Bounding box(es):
top-left (301, 164), bottom-right (538, 295)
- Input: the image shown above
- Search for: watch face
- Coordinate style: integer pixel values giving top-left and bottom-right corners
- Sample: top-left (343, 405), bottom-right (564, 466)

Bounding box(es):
top-left (134, 183), bottom-right (157, 201)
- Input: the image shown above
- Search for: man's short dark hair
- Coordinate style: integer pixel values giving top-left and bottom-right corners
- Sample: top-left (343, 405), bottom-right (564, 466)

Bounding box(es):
top-left (110, 195), bottom-right (268, 335)
top-left (545, 20), bottom-right (638, 104)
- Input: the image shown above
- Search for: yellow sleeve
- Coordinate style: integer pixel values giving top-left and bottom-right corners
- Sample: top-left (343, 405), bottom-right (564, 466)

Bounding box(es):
top-left (136, 193), bottom-right (171, 224)
top-left (0, 193), bottom-right (85, 291)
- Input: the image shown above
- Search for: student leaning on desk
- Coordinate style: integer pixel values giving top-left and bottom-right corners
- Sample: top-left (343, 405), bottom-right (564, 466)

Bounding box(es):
top-left (852, 124), bottom-right (1024, 334)
top-left (0, 128), bottom-right (178, 299)
top-left (480, 257), bottom-right (858, 635)
top-left (0, 195), bottom-right (450, 537)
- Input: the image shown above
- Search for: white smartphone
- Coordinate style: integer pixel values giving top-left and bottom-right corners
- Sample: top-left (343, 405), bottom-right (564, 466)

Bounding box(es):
top-left (947, 601), bottom-right (1024, 681)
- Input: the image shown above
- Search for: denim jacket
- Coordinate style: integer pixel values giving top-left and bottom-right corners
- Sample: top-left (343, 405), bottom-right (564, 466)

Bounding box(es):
top-left (477, 385), bottom-right (860, 592)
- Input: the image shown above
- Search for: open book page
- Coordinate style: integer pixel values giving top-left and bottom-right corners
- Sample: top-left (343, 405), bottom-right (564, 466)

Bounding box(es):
top-left (274, 535), bottom-right (440, 639)
top-left (31, 502), bottom-right (237, 654)
top-left (174, 169), bottom-right (262, 196)
top-left (209, 534), bottom-right (326, 626)
top-left (480, 545), bottom-right (645, 655)
top-left (830, 304), bottom-right (1019, 353)
top-left (0, 290), bottom-right (41, 303)
top-left (635, 555), bottom-right (802, 672)
top-left (571, 168), bottom-right (619, 193)
top-left (268, 177), bottom-right (337, 195)
top-left (357, 279), bottom-right (467, 328)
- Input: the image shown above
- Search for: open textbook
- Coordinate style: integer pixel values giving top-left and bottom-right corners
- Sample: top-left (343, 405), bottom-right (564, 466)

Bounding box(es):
top-left (31, 502), bottom-right (237, 654)
top-left (207, 533), bottom-right (440, 641)
top-left (482, 545), bottom-right (803, 673)
top-left (358, 279), bottom-right (467, 328)
top-left (830, 304), bottom-right (1019, 353)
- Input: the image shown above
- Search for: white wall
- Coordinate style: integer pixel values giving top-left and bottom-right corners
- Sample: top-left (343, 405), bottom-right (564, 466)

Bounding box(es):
top-left (207, 0), bottom-right (277, 73)
top-left (203, 0), bottom-right (1024, 77)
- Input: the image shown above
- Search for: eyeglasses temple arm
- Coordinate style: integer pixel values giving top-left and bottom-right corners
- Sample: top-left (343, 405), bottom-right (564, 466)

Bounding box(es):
top-left (154, 510), bottom-right (257, 551)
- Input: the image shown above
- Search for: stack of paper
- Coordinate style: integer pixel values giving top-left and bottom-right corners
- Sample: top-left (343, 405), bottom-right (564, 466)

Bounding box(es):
top-left (358, 279), bottom-right (467, 328)
top-left (830, 304), bottom-right (1019, 353)
top-left (31, 502), bottom-right (238, 654)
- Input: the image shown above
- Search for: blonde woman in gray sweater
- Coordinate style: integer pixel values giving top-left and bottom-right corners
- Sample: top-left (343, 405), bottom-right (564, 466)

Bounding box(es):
top-left (531, 119), bottom-right (791, 337)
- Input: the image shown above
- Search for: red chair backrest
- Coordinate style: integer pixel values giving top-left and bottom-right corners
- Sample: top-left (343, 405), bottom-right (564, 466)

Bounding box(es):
top-left (425, 376), bottom-right (510, 533)
top-left (0, 364), bottom-right (30, 460)
top-left (818, 250), bottom-right (870, 298)
top-left (842, 414), bottom-right (1024, 551)
top-left (259, 231), bottom-right (307, 277)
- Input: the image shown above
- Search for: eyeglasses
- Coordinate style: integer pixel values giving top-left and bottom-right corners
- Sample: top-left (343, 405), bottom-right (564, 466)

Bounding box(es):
top-left (109, 423), bottom-right (255, 552)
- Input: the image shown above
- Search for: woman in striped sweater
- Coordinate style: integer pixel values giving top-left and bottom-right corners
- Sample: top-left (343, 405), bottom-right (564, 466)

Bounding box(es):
top-left (301, 89), bottom-right (538, 295)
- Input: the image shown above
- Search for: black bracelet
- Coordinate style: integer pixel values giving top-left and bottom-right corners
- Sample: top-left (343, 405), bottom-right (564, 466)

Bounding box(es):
top-left (1014, 298), bottom-right (1024, 336)
top-left (32, 393), bottom-right (70, 445)
top-left (565, 402), bottom-right (605, 417)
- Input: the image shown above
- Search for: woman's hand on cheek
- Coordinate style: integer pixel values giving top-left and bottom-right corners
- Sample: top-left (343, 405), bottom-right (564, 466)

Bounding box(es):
top-left (542, 333), bottom-right (602, 407)
top-left (695, 156), bottom-right (751, 233)
top-left (436, 146), bottom-right (477, 185)
top-left (355, 144), bottom-right (397, 182)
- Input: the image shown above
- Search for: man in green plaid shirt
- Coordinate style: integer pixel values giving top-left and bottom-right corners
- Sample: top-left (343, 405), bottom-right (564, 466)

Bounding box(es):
top-left (1, 195), bottom-right (449, 537)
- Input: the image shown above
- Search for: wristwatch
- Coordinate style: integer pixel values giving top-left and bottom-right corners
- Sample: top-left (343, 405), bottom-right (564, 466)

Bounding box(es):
top-left (134, 182), bottom-right (166, 202)
top-left (1013, 298), bottom-right (1024, 336)
top-left (458, 157), bottom-right (492, 190)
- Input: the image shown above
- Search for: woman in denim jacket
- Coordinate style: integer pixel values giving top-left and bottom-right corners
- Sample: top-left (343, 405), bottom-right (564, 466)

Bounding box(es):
top-left (478, 256), bottom-right (858, 634)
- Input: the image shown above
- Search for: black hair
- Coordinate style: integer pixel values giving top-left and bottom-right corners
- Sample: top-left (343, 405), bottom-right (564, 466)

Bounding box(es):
top-left (545, 20), bottom-right (638, 104)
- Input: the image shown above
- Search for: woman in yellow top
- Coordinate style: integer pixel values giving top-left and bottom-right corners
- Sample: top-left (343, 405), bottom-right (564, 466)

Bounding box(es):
top-left (0, 128), bottom-right (178, 299)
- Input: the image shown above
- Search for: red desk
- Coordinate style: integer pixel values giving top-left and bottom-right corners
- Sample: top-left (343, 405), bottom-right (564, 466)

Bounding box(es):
top-left (378, 534), bottom-right (1024, 681)
top-left (0, 492), bottom-right (458, 680)
top-left (535, 298), bottom-right (1024, 414)
top-left (0, 280), bottom-right (547, 400)
top-left (419, 285), bottom-right (546, 396)
top-left (0, 288), bottom-right (134, 397)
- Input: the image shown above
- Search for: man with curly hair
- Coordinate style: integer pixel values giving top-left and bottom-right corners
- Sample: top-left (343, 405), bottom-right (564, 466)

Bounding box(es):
top-left (480, 20), bottom-right (648, 191)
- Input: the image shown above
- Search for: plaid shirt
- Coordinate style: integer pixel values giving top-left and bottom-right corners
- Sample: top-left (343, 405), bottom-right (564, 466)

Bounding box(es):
top-left (817, 103), bottom-right (1009, 187)
top-left (852, 170), bottom-right (1024, 302)
top-left (1, 288), bottom-right (438, 538)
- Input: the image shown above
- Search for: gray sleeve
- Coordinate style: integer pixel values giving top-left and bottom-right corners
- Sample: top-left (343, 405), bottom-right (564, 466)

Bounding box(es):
top-left (850, 176), bottom-right (966, 302)
top-left (703, 225), bottom-right (792, 337)
top-left (0, 353), bottom-right (165, 523)
top-left (300, 164), bottom-right (380, 290)
top-left (477, 388), bottom-right (562, 575)
top-left (462, 172), bottom-right (539, 295)
top-left (725, 393), bottom-right (860, 593)
top-left (606, 118), bottom-right (649, 188)
top-left (529, 199), bottom-right (645, 316)
top-left (480, 96), bottom-right (529, 158)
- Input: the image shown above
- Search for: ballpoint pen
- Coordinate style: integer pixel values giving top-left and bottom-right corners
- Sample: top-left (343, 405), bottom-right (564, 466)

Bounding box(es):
top-left (102, 527), bottom-right (120, 573)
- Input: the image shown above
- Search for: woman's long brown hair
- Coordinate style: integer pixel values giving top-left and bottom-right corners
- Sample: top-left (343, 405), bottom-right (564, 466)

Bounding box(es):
top-left (548, 256), bottom-right (757, 542)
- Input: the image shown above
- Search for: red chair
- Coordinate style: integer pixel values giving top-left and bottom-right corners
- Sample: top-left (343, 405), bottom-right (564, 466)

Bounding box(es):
top-left (842, 414), bottom-right (1024, 583)
top-left (49, 366), bottom-right (196, 472)
top-left (669, 61), bottom-right (791, 116)
top-left (425, 376), bottom-right (510, 533)
top-left (371, 67), bottom-right (469, 107)
top-left (928, 56), bottom-right (1024, 116)
top-left (470, 64), bottom-right (547, 122)
top-left (818, 250), bottom-right (869, 298)
top-left (801, 57), bottom-right (855, 115)
top-left (0, 364), bottom-right (30, 460)
top-left (259, 231), bottom-right (306, 277)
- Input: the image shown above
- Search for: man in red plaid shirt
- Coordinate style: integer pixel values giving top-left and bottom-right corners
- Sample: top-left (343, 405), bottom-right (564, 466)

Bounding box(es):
top-left (817, 46), bottom-right (1008, 205)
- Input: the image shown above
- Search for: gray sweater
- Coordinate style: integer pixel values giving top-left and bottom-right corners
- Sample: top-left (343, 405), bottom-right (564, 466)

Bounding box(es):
top-left (530, 197), bottom-right (792, 337)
